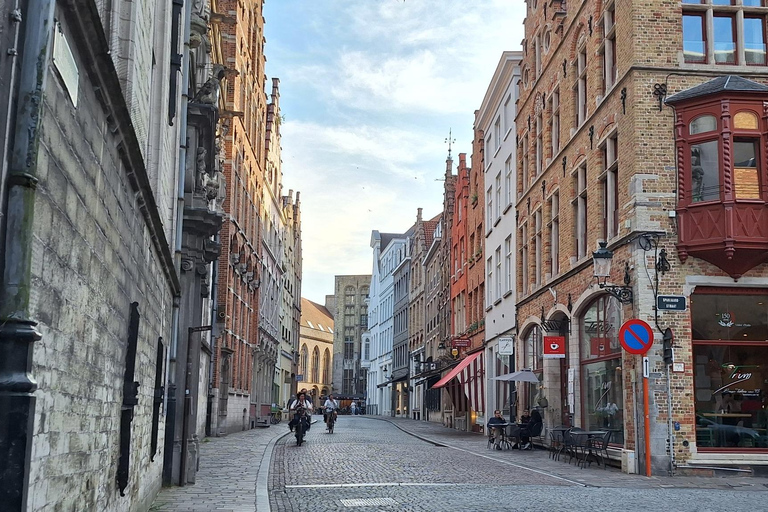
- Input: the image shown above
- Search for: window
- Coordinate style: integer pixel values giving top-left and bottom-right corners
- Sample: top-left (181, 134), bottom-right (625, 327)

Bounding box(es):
top-left (683, 4), bottom-right (767, 65)
top-left (692, 289), bottom-right (768, 450)
top-left (486, 186), bottom-right (493, 231)
top-left (520, 222), bottom-right (529, 295)
top-left (535, 32), bottom-right (542, 77)
top-left (576, 45), bottom-right (587, 126)
top-left (534, 210), bottom-right (542, 286)
top-left (299, 345), bottom-right (308, 377)
top-left (602, 134), bottom-right (619, 239)
top-left (322, 350), bottom-right (331, 382)
top-left (344, 341), bottom-right (354, 360)
top-left (485, 135), bottom-right (493, 166)
top-left (574, 164), bottom-right (588, 259)
top-left (550, 90), bottom-right (560, 155)
top-left (504, 95), bottom-right (513, 133)
top-left (505, 156), bottom-right (513, 207)
top-left (311, 347), bottom-right (320, 382)
top-left (343, 369), bottom-right (353, 395)
top-left (505, 235), bottom-right (512, 293)
top-left (522, 134), bottom-right (529, 191)
top-left (550, 192), bottom-right (560, 276)
top-left (524, 326), bottom-right (544, 408)
top-left (494, 117), bottom-right (501, 151)
top-left (486, 256), bottom-right (494, 304)
top-left (495, 172), bottom-right (502, 220)
top-left (690, 139), bottom-right (720, 203)
top-left (495, 246), bottom-right (502, 300)
top-left (536, 112), bottom-right (543, 176)
top-left (603, 1), bottom-right (617, 90)
top-left (580, 295), bottom-right (624, 445)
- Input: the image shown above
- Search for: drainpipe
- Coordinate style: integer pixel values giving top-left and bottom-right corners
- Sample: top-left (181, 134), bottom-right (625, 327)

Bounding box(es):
top-left (163, 0), bottom-right (191, 487)
top-left (0, 1), bottom-right (56, 510)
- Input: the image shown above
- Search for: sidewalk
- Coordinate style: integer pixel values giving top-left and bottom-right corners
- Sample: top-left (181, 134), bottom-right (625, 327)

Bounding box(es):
top-left (373, 416), bottom-right (767, 490)
top-left (150, 421), bottom-right (295, 512)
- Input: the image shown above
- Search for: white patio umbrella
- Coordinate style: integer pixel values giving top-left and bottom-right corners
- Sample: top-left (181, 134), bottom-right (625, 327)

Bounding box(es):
top-left (492, 369), bottom-right (540, 383)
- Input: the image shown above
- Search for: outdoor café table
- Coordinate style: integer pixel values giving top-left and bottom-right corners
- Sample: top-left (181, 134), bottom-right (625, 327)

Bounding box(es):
top-left (569, 430), bottom-right (607, 467)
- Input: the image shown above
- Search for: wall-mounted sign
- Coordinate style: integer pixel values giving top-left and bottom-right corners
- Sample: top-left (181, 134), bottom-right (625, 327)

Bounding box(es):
top-left (498, 336), bottom-right (514, 355)
top-left (657, 295), bottom-right (687, 311)
top-left (619, 319), bottom-right (654, 355)
top-left (452, 338), bottom-right (471, 348)
top-left (672, 362), bottom-right (685, 373)
top-left (543, 336), bottom-right (566, 359)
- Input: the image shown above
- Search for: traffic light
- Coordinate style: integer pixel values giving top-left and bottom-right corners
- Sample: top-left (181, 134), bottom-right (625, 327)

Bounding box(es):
top-left (662, 328), bottom-right (674, 366)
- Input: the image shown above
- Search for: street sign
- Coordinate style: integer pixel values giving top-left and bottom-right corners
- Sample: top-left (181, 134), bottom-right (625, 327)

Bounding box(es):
top-left (618, 319), bottom-right (654, 355)
top-left (657, 295), bottom-right (686, 311)
top-left (452, 338), bottom-right (471, 348)
top-left (642, 356), bottom-right (650, 378)
top-left (543, 336), bottom-right (566, 359)
top-left (296, 374), bottom-right (304, 382)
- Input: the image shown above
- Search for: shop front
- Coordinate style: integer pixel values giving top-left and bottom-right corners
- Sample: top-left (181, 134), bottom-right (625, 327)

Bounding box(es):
top-left (691, 288), bottom-right (768, 452)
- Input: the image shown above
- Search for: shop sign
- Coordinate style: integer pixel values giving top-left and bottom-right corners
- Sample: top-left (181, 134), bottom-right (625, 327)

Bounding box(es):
top-left (543, 336), bottom-right (566, 359)
top-left (452, 338), bottom-right (471, 348)
top-left (590, 337), bottom-right (610, 357)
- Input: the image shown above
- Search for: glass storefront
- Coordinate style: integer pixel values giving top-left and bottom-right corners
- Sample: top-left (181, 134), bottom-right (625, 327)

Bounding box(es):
top-left (692, 290), bottom-right (768, 450)
top-left (524, 326), bottom-right (543, 411)
top-left (580, 296), bottom-right (624, 444)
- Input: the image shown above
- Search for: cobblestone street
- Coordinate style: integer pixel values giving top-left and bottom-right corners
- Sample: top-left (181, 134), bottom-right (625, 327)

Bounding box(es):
top-left (152, 415), bottom-right (768, 512)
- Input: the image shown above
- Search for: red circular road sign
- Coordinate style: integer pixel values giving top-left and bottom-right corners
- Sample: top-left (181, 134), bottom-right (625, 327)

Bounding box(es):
top-left (618, 319), bottom-right (654, 355)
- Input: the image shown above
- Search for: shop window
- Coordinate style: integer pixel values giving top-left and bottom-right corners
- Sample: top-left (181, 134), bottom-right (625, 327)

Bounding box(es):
top-left (579, 295), bottom-right (624, 444)
top-left (692, 289), bottom-right (768, 449)
top-left (524, 326), bottom-right (544, 407)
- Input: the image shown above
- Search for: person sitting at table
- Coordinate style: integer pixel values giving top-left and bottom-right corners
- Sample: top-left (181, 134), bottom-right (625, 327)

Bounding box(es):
top-left (487, 410), bottom-right (507, 450)
top-left (519, 408), bottom-right (543, 450)
top-left (520, 409), bottom-right (531, 425)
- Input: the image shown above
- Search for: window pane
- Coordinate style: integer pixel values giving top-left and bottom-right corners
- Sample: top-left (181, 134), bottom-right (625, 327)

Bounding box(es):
top-left (712, 0), bottom-right (735, 4)
top-left (683, 15), bottom-right (706, 63)
top-left (713, 16), bottom-right (736, 64)
top-left (743, 0), bottom-right (764, 6)
top-left (690, 115), bottom-right (717, 135)
top-left (744, 17), bottom-right (766, 65)
top-left (734, 140), bottom-right (761, 199)
top-left (691, 292), bottom-right (768, 341)
top-left (580, 296), bottom-right (621, 360)
top-left (582, 358), bottom-right (624, 445)
top-left (690, 141), bottom-right (720, 202)
top-left (734, 111), bottom-right (759, 130)
top-left (693, 344), bottom-right (768, 449)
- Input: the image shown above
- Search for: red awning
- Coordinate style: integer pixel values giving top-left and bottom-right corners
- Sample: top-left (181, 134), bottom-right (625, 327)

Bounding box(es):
top-left (431, 351), bottom-right (482, 389)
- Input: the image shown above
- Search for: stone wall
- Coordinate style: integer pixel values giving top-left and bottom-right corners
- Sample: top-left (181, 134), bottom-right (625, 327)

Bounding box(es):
top-left (25, 5), bottom-right (177, 511)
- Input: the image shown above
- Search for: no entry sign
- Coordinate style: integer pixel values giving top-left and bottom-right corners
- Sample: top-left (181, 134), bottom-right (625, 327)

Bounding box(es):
top-left (618, 319), bottom-right (654, 355)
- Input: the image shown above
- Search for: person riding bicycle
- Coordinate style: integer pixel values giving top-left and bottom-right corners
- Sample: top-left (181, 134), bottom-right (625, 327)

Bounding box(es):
top-left (323, 394), bottom-right (339, 424)
top-left (288, 392), bottom-right (313, 432)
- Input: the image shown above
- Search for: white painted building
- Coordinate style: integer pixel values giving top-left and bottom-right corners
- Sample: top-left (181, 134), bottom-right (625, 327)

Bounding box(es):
top-left (481, 51), bottom-right (523, 419)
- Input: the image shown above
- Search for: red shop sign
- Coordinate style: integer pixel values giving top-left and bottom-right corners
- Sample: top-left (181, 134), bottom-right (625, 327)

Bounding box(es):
top-left (543, 336), bottom-right (566, 359)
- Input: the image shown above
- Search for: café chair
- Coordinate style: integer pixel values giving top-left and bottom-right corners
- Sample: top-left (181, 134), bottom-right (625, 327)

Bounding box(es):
top-left (588, 430), bottom-right (612, 469)
top-left (549, 430), bottom-right (565, 461)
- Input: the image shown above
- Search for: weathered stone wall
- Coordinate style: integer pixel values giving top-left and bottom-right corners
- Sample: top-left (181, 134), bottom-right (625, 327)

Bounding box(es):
top-left (26, 7), bottom-right (176, 511)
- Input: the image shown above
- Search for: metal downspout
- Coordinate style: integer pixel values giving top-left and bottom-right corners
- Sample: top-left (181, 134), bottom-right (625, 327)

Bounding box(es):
top-left (163, 0), bottom-right (191, 487)
top-left (0, 1), bottom-right (56, 509)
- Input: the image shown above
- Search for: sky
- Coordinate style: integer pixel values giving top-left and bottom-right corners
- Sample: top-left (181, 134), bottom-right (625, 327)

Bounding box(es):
top-left (263, 0), bottom-right (526, 304)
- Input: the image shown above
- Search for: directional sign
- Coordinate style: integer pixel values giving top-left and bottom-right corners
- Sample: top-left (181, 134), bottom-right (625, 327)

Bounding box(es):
top-left (618, 319), bottom-right (654, 355)
top-left (657, 295), bottom-right (686, 311)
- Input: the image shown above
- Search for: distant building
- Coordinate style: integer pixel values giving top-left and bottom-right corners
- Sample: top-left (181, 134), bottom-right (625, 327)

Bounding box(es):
top-left (331, 276), bottom-right (370, 403)
top-left (297, 298), bottom-right (334, 400)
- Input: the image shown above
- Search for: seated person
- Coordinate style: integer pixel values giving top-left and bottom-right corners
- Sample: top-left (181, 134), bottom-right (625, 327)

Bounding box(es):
top-left (487, 410), bottom-right (507, 449)
top-left (519, 408), bottom-right (543, 450)
top-left (520, 409), bottom-right (531, 425)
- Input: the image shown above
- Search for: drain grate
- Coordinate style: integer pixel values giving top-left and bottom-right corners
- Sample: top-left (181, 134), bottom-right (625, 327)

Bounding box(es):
top-left (340, 498), bottom-right (398, 507)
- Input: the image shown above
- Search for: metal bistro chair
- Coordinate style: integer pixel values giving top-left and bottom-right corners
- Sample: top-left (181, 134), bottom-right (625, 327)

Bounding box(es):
top-left (488, 425), bottom-right (512, 450)
top-left (506, 423), bottom-right (523, 449)
top-left (588, 430), bottom-right (612, 469)
top-left (549, 430), bottom-right (565, 461)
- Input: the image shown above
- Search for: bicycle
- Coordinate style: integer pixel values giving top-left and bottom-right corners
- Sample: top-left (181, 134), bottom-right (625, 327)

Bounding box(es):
top-left (326, 410), bottom-right (337, 434)
top-left (270, 409), bottom-right (282, 424)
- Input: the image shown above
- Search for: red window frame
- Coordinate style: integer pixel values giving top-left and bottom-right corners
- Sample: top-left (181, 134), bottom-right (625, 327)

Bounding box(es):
top-left (713, 14), bottom-right (737, 65)
top-left (683, 13), bottom-right (707, 64)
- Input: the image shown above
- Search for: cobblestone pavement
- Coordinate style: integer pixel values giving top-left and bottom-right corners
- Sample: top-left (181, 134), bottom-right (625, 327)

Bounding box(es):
top-left (151, 415), bottom-right (768, 512)
top-left (270, 416), bottom-right (768, 512)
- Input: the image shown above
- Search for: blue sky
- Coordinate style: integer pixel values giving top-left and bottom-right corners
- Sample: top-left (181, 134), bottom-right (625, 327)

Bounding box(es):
top-left (263, 0), bottom-right (526, 304)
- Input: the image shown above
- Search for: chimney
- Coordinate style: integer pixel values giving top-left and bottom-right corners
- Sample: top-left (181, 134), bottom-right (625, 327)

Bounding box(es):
top-left (458, 152), bottom-right (467, 170)
top-left (417, 207), bottom-right (423, 222)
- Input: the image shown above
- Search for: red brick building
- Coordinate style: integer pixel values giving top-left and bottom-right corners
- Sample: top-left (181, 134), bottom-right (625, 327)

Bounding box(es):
top-left (515, 0), bottom-right (768, 474)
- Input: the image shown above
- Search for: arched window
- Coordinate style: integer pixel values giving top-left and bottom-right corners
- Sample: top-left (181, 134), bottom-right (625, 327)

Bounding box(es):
top-left (579, 295), bottom-right (624, 444)
top-left (299, 345), bottom-right (308, 379)
top-left (523, 326), bottom-right (543, 408)
top-left (322, 349), bottom-right (331, 382)
top-left (311, 347), bottom-right (320, 383)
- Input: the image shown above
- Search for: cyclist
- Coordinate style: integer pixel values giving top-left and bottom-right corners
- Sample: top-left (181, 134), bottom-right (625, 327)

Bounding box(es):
top-left (289, 391), bottom-right (313, 432)
top-left (323, 394), bottom-right (339, 424)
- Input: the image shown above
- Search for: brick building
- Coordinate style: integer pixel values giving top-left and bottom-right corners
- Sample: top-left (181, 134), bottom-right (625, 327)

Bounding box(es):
top-left (515, 0), bottom-right (768, 474)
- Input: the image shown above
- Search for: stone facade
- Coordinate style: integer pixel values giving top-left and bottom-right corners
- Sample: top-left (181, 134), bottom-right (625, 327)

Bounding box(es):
top-left (297, 298), bottom-right (334, 399)
top-left (332, 275), bottom-right (370, 403)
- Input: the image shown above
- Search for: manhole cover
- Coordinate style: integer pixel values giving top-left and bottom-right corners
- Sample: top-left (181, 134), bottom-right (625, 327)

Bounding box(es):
top-left (340, 498), bottom-right (398, 507)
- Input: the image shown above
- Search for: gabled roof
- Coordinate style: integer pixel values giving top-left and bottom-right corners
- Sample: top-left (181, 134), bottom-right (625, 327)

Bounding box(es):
top-left (423, 219), bottom-right (439, 248)
top-left (300, 298), bottom-right (334, 331)
top-left (665, 75), bottom-right (768, 105)
top-left (379, 232), bottom-right (403, 252)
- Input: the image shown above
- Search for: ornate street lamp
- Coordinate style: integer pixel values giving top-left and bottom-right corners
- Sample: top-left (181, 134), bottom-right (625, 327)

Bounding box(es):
top-left (592, 242), bottom-right (633, 304)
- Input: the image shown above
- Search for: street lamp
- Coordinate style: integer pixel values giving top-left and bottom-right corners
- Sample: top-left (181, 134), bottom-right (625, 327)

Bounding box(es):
top-left (592, 241), bottom-right (633, 304)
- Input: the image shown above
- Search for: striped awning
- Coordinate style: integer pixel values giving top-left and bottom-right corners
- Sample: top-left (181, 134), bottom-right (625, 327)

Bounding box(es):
top-left (431, 351), bottom-right (485, 414)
